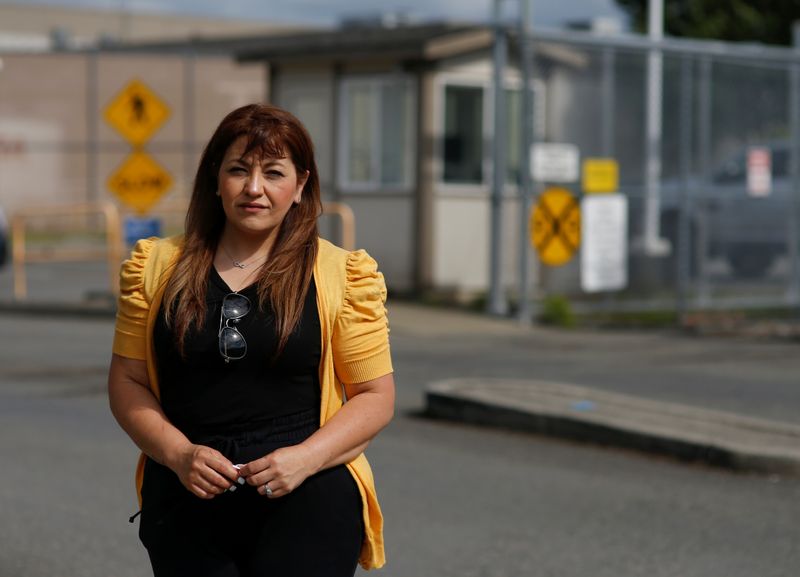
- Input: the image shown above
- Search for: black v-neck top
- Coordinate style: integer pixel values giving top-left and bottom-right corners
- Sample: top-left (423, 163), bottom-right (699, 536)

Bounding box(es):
top-left (153, 268), bottom-right (322, 441)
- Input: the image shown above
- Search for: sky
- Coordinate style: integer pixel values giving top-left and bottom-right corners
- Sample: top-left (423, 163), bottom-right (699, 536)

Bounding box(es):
top-left (2, 0), bottom-right (630, 29)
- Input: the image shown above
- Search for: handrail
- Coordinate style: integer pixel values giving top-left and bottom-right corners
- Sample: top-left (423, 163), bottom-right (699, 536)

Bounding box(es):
top-left (11, 202), bottom-right (124, 300)
top-left (9, 199), bottom-right (356, 300)
top-left (128, 199), bottom-right (357, 250)
top-left (321, 201), bottom-right (356, 251)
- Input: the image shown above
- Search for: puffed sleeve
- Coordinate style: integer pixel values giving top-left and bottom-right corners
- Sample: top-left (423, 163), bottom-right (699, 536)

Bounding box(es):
top-left (332, 249), bottom-right (393, 385)
top-left (112, 238), bottom-right (155, 360)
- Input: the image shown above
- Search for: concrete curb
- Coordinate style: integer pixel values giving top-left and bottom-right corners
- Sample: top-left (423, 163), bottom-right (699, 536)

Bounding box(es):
top-left (425, 378), bottom-right (800, 476)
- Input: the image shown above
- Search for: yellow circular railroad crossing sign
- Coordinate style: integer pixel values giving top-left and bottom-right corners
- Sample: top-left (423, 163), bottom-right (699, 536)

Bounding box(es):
top-left (531, 187), bottom-right (581, 266)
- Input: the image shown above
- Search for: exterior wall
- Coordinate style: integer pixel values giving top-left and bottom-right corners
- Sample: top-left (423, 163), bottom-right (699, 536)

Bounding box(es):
top-left (271, 62), bottom-right (416, 292)
top-left (271, 65), bottom-right (336, 200)
top-left (347, 195), bottom-right (415, 289)
top-left (429, 54), bottom-right (525, 299)
top-left (432, 194), bottom-right (523, 297)
top-left (0, 53), bottom-right (85, 208)
top-left (0, 51), bottom-right (266, 219)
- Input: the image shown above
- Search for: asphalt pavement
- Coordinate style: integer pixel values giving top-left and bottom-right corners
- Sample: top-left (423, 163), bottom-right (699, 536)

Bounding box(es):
top-left (2, 259), bottom-right (799, 478)
top-left (2, 260), bottom-right (800, 577)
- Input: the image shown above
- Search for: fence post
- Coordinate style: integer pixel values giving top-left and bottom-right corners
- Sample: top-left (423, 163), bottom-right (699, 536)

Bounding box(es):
top-left (516, 0), bottom-right (534, 324)
top-left (11, 213), bottom-right (27, 300)
top-left (322, 202), bottom-right (356, 251)
top-left (696, 56), bottom-right (712, 305)
top-left (677, 54), bottom-right (694, 320)
top-left (487, 0), bottom-right (508, 316)
top-left (787, 59), bottom-right (800, 308)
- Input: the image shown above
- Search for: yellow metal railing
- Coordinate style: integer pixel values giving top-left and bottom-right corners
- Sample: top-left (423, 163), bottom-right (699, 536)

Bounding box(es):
top-left (321, 201), bottom-right (356, 251)
top-left (136, 200), bottom-right (357, 250)
top-left (11, 202), bottom-right (124, 300)
top-left (10, 199), bottom-right (356, 300)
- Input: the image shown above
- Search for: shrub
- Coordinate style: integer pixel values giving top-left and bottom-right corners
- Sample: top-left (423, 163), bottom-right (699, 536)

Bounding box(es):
top-left (539, 295), bottom-right (575, 327)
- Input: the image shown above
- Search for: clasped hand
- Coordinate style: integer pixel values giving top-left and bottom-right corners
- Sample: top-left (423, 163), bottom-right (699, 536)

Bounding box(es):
top-left (172, 443), bottom-right (317, 500)
top-left (237, 444), bottom-right (317, 498)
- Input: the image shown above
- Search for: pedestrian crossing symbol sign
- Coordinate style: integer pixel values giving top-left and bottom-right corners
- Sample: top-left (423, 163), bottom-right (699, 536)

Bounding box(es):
top-left (104, 79), bottom-right (171, 146)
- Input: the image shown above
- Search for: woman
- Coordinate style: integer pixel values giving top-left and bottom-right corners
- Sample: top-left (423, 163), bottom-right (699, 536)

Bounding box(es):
top-left (108, 103), bottom-right (395, 576)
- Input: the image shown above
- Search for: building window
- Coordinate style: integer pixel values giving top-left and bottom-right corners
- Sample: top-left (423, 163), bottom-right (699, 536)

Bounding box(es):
top-left (338, 75), bottom-right (416, 190)
top-left (443, 85), bottom-right (484, 184)
top-left (442, 83), bottom-right (539, 186)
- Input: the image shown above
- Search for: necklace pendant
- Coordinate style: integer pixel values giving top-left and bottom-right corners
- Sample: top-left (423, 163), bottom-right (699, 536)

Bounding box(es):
top-left (233, 260), bottom-right (246, 269)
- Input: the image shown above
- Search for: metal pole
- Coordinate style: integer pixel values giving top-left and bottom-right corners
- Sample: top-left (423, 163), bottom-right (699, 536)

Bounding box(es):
top-left (642, 0), bottom-right (668, 256)
top-left (697, 56), bottom-right (712, 305)
top-left (516, 0), bottom-right (534, 324)
top-left (677, 55), bottom-right (694, 319)
top-left (698, 57), bottom-right (712, 180)
top-left (183, 52), bottom-right (196, 204)
top-left (787, 57), bottom-right (800, 307)
top-left (601, 47), bottom-right (616, 157)
top-left (487, 0), bottom-right (508, 316)
top-left (87, 50), bottom-right (98, 205)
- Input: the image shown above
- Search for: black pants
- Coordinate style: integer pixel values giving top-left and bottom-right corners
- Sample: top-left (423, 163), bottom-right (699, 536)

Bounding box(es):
top-left (139, 410), bottom-right (364, 577)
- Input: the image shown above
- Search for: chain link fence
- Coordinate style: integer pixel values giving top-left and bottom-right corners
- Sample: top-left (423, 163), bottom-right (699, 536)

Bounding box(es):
top-left (528, 30), bottom-right (800, 314)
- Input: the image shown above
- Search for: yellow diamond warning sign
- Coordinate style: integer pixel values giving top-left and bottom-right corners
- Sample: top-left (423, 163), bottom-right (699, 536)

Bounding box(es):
top-left (108, 151), bottom-right (172, 214)
top-left (531, 187), bottom-right (581, 266)
top-left (104, 79), bottom-right (170, 146)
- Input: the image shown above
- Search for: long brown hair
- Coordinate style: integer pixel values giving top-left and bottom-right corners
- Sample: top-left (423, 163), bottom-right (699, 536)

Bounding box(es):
top-left (162, 103), bottom-right (322, 357)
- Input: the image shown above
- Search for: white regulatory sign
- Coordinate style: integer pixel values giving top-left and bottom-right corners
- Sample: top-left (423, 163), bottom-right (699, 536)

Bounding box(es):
top-left (531, 143), bottom-right (580, 183)
top-left (747, 146), bottom-right (771, 198)
top-left (581, 194), bottom-right (628, 293)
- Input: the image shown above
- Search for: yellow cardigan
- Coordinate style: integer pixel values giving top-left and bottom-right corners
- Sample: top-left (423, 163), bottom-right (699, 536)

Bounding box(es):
top-left (112, 235), bottom-right (393, 570)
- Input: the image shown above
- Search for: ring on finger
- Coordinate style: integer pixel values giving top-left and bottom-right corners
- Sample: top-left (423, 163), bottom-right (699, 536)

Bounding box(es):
top-left (264, 483), bottom-right (273, 497)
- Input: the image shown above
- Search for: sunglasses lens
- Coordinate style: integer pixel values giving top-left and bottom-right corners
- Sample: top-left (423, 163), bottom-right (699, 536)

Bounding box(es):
top-left (220, 327), bottom-right (246, 359)
top-left (222, 294), bottom-right (250, 319)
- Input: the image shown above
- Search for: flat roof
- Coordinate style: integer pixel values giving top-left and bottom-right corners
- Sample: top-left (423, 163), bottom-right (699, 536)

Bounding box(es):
top-left (94, 22), bottom-right (492, 63)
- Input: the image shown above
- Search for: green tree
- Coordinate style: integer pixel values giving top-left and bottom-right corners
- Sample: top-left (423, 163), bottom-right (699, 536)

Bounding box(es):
top-left (615, 0), bottom-right (800, 46)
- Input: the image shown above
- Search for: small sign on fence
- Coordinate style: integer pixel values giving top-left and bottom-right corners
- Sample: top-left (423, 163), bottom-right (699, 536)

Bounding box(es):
top-left (582, 158), bottom-right (619, 194)
top-left (747, 147), bottom-right (772, 198)
top-left (580, 194), bottom-right (628, 293)
top-left (531, 143), bottom-right (580, 183)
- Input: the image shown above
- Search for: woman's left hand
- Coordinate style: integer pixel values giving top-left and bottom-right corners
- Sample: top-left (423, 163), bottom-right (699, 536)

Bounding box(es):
top-left (239, 444), bottom-right (319, 498)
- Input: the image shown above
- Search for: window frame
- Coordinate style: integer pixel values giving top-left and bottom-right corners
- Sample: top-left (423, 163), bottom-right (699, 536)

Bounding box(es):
top-left (435, 71), bottom-right (544, 193)
top-left (435, 74), bottom-right (492, 193)
top-left (336, 73), bottom-right (417, 193)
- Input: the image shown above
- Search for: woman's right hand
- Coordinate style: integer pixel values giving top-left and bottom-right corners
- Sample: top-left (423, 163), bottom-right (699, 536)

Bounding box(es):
top-left (169, 443), bottom-right (241, 499)
top-left (108, 355), bottom-right (241, 499)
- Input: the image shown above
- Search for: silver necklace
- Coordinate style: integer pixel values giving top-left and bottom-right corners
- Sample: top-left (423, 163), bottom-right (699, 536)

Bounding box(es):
top-left (232, 262), bottom-right (265, 293)
top-left (220, 245), bottom-right (268, 269)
